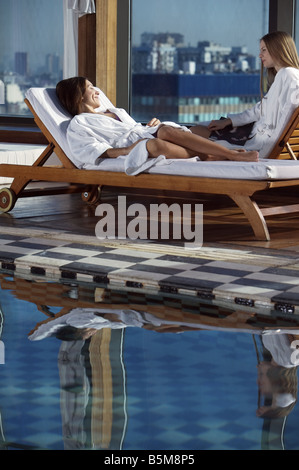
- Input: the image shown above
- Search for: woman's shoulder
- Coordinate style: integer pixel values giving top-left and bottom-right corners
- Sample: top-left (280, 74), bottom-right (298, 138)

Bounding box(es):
top-left (68, 114), bottom-right (82, 130)
top-left (277, 67), bottom-right (299, 80)
top-left (70, 112), bottom-right (100, 125)
top-left (67, 113), bottom-right (94, 134)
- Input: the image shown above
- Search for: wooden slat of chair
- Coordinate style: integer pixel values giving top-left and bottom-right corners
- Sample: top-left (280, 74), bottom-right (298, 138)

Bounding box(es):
top-left (269, 106), bottom-right (299, 160)
top-left (2, 98), bottom-right (299, 241)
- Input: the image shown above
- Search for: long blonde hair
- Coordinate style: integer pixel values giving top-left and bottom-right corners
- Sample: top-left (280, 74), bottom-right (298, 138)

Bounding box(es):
top-left (260, 31), bottom-right (299, 96)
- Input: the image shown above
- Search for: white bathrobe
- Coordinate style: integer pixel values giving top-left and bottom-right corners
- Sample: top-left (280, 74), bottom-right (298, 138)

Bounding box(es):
top-left (67, 67), bottom-right (299, 168)
top-left (224, 67), bottom-right (299, 158)
top-left (67, 107), bottom-right (187, 169)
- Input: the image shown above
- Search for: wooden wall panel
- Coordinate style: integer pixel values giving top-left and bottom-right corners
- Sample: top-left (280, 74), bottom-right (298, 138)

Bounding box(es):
top-left (95, 0), bottom-right (117, 104)
top-left (78, 13), bottom-right (97, 85)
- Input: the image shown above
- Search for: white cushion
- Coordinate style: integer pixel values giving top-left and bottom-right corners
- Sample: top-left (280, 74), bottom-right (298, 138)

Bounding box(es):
top-left (25, 87), bottom-right (299, 181)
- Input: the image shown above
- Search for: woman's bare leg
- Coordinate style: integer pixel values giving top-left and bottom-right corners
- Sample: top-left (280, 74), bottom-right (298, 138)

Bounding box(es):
top-left (146, 138), bottom-right (197, 159)
top-left (157, 125), bottom-right (258, 162)
top-left (191, 124), bottom-right (212, 139)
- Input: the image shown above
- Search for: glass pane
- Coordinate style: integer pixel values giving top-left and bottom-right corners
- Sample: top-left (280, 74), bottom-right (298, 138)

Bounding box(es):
top-left (0, 0), bottom-right (63, 117)
top-left (295, 3), bottom-right (299, 51)
top-left (131, 0), bottom-right (269, 123)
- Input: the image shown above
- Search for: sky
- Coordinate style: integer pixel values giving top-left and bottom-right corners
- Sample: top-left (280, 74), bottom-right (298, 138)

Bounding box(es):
top-left (0, 0), bottom-right (63, 72)
top-left (132, 0), bottom-right (269, 56)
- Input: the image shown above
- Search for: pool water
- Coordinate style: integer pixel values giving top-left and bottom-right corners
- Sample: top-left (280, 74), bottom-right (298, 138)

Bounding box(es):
top-left (1, 273), bottom-right (299, 450)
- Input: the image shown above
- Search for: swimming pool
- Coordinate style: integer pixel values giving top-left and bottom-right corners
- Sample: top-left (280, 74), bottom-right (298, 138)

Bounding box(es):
top-left (1, 272), bottom-right (299, 451)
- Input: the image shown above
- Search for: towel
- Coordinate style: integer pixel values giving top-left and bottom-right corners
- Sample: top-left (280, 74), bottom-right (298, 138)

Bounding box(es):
top-left (123, 139), bottom-right (168, 175)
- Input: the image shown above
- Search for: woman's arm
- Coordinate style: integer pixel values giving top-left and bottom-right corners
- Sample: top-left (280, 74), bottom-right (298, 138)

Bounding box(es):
top-left (207, 118), bottom-right (232, 131)
top-left (101, 140), bottom-right (143, 158)
top-left (146, 118), bottom-right (161, 127)
top-left (228, 101), bottom-right (262, 128)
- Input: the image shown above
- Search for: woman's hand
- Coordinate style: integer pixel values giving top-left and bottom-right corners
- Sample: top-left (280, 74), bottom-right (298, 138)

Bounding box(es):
top-left (147, 117), bottom-right (161, 127)
top-left (208, 118), bottom-right (232, 132)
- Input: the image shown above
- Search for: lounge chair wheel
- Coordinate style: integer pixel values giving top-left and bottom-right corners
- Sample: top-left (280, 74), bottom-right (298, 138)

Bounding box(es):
top-left (81, 186), bottom-right (101, 205)
top-left (0, 188), bottom-right (16, 213)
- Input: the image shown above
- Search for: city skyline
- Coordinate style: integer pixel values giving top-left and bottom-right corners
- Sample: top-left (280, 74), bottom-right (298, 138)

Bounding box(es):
top-left (3, 0), bottom-right (299, 74)
top-left (0, 0), bottom-right (63, 74)
top-left (0, 0), bottom-right (295, 119)
top-left (0, 0), bottom-right (269, 74)
top-left (132, 0), bottom-right (269, 56)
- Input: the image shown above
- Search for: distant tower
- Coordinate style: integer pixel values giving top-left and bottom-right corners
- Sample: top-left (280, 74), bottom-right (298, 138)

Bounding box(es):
top-left (15, 52), bottom-right (28, 76)
top-left (263, 0), bottom-right (268, 34)
top-left (0, 80), bottom-right (4, 105)
top-left (46, 53), bottom-right (60, 76)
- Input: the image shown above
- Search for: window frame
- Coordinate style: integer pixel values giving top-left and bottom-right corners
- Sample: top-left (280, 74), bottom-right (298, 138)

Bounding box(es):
top-left (0, 0), bottom-right (295, 143)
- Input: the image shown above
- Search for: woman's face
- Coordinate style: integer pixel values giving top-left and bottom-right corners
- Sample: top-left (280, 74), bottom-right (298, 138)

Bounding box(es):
top-left (81, 80), bottom-right (100, 110)
top-left (259, 40), bottom-right (280, 70)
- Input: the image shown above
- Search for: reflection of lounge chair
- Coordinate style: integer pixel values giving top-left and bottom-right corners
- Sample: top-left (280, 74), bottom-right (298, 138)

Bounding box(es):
top-left (1, 274), bottom-right (299, 334)
top-left (1, 89), bottom-right (299, 240)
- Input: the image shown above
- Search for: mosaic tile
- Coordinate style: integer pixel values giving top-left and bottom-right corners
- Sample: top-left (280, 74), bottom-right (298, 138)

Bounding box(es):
top-left (159, 275), bottom-right (220, 291)
top-left (214, 283), bottom-right (282, 299)
top-left (14, 254), bottom-right (70, 267)
top-left (36, 251), bottom-right (84, 261)
top-left (158, 254), bottom-right (207, 264)
top-left (110, 268), bottom-right (169, 284)
top-left (21, 237), bottom-right (70, 247)
top-left (49, 246), bottom-right (104, 257)
top-left (233, 277), bottom-right (292, 291)
top-left (0, 233), bottom-right (299, 310)
top-left (110, 248), bottom-right (164, 259)
top-left (194, 264), bottom-right (252, 278)
top-left (139, 258), bottom-right (197, 269)
top-left (245, 271), bottom-right (299, 285)
top-left (177, 269), bottom-right (239, 284)
top-left (0, 234), bottom-right (26, 242)
top-left (213, 261), bottom-right (267, 272)
top-left (0, 245), bottom-right (42, 255)
top-left (0, 238), bottom-right (23, 245)
top-left (95, 253), bottom-right (149, 264)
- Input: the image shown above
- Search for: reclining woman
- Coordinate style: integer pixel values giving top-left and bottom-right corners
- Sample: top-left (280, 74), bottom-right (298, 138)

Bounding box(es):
top-left (56, 77), bottom-right (258, 169)
top-left (193, 31), bottom-right (299, 158)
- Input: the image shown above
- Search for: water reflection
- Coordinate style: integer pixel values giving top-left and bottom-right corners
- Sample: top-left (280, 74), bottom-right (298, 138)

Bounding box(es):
top-left (1, 273), bottom-right (299, 450)
top-left (254, 334), bottom-right (298, 450)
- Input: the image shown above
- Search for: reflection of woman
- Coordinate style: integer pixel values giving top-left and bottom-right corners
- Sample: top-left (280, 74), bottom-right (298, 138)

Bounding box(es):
top-left (195, 32), bottom-right (299, 158)
top-left (56, 77), bottom-right (258, 169)
top-left (254, 333), bottom-right (299, 420)
top-left (257, 362), bottom-right (297, 419)
top-left (29, 311), bottom-right (128, 450)
top-left (28, 307), bottom-right (200, 341)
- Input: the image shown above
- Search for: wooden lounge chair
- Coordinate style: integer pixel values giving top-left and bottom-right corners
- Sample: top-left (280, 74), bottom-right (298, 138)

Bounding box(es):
top-left (267, 105), bottom-right (299, 160)
top-left (1, 87), bottom-right (299, 241)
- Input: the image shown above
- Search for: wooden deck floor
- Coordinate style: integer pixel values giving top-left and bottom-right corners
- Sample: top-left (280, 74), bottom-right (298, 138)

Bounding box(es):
top-left (1, 184), bottom-right (299, 253)
top-left (1, 184), bottom-right (299, 310)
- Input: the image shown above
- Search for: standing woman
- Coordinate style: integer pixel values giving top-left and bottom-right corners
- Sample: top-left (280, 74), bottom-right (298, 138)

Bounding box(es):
top-left (195, 31), bottom-right (299, 159)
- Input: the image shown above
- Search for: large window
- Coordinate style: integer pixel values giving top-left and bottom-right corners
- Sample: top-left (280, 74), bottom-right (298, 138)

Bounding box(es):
top-left (0, 0), bottom-right (63, 117)
top-left (295, 1), bottom-right (299, 51)
top-left (131, 0), bottom-right (269, 123)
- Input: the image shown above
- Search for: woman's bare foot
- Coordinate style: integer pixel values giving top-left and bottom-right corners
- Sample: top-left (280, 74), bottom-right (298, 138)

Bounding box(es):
top-left (201, 155), bottom-right (224, 161)
top-left (201, 150), bottom-right (259, 162)
top-left (227, 150), bottom-right (259, 162)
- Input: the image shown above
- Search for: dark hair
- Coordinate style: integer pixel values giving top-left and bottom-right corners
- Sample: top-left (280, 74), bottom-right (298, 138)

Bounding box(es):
top-left (54, 325), bottom-right (86, 341)
top-left (56, 76), bottom-right (87, 116)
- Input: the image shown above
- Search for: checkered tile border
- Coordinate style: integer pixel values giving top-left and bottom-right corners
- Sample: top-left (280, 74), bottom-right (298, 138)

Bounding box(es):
top-left (0, 234), bottom-right (299, 312)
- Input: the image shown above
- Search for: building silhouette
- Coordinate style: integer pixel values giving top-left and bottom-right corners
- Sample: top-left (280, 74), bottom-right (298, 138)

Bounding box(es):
top-left (14, 52), bottom-right (28, 76)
